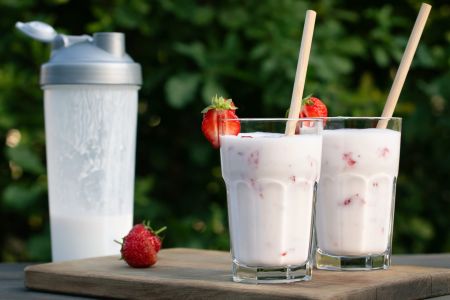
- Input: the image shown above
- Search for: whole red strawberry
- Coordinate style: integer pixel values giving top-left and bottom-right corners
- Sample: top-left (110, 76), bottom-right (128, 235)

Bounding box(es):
top-left (120, 227), bottom-right (157, 268)
top-left (201, 95), bottom-right (240, 149)
top-left (118, 222), bottom-right (166, 268)
top-left (301, 96), bottom-right (327, 118)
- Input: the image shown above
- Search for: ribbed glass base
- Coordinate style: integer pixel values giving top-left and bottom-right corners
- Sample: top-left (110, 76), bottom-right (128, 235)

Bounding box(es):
top-left (232, 259), bottom-right (312, 284)
top-left (315, 248), bottom-right (391, 271)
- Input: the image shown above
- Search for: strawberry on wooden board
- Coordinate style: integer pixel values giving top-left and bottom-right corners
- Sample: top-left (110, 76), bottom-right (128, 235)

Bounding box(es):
top-left (117, 221), bottom-right (167, 268)
top-left (119, 227), bottom-right (157, 268)
top-left (201, 95), bottom-right (240, 149)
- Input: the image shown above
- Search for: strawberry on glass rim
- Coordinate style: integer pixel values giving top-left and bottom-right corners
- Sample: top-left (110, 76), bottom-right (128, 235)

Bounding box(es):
top-left (301, 95), bottom-right (327, 119)
top-left (201, 95), bottom-right (240, 149)
top-left (299, 95), bottom-right (327, 128)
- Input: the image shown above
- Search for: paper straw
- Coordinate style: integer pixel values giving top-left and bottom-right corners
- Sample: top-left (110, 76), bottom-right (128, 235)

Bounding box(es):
top-left (285, 10), bottom-right (317, 135)
top-left (377, 3), bottom-right (432, 129)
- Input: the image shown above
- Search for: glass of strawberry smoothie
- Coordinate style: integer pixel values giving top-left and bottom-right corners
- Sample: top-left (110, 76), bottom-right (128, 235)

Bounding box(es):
top-left (315, 117), bottom-right (401, 270)
top-left (219, 118), bottom-right (323, 283)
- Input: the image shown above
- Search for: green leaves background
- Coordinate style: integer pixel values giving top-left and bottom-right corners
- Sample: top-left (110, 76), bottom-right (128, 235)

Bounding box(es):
top-left (0, 0), bottom-right (449, 261)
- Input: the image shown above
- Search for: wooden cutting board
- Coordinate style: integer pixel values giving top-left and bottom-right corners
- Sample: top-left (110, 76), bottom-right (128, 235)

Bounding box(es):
top-left (25, 248), bottom-right (450, 299)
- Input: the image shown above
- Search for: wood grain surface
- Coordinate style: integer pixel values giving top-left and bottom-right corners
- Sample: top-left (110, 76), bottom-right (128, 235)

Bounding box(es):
top-left (25, 248), bottom-right (450, 300)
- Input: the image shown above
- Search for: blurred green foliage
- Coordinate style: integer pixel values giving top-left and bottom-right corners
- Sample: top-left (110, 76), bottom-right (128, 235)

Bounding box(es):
top-left (0, 0), bottom-right (449, 262)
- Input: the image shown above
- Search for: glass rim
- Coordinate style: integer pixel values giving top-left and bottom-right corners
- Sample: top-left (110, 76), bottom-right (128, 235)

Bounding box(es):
top-left (323, 116), bottom-right (402, 121)
top-left (222, 117), bottom-right (401, 121)
top-left (221, 118), bottom-right (324, 122)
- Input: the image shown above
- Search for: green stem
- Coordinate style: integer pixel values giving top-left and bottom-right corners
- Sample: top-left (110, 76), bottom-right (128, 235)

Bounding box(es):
top-left (154, 226), bottom-right (167, 235)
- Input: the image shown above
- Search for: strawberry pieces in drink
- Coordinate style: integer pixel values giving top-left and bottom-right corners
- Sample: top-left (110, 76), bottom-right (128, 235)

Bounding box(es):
top-left (201, 95), bottom-right (240, 149)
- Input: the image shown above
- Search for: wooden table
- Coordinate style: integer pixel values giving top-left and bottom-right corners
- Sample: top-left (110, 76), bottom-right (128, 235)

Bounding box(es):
top-left (1, 249), bottom-right (450, 299)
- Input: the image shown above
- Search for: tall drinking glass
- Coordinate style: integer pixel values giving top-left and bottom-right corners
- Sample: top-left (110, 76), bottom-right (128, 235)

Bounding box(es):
top-left (315, 117), bottom-right (401, 270)
top-left (219, 118), bottom-right (323, 283)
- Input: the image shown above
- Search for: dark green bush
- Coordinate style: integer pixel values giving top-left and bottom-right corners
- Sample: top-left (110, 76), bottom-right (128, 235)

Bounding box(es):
top-left (1, 0), bottom-right (449, 261)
